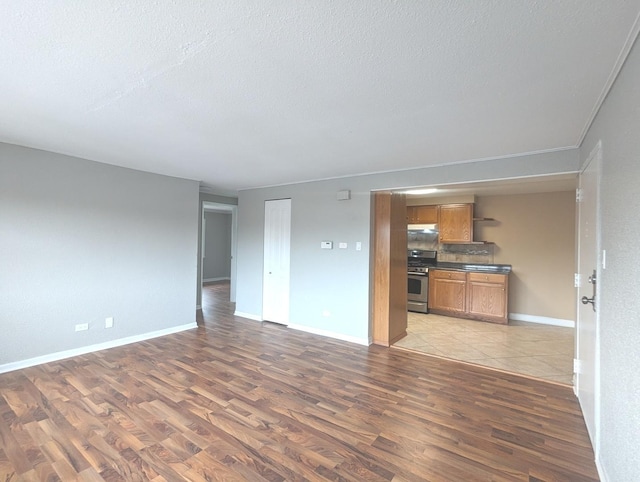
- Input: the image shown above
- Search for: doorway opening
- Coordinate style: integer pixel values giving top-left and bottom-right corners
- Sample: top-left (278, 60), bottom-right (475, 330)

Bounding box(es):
top-left (371, 174), bottom-right (579, 385)
top-left (201, 202), bottom-right (238, 303)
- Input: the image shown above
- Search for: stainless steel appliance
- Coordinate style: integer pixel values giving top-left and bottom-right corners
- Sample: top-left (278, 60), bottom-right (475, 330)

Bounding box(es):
top-left (407, 249), bottom-right (437, 313)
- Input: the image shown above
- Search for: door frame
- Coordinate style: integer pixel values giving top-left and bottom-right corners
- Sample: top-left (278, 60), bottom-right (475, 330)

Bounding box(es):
top-left (201, 201), bottom-right (238, 302)
top-left (575, 141), bottom-right (602, 455)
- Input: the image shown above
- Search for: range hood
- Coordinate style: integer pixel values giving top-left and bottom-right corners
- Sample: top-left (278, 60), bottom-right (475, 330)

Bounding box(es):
top-left (408, 223), bottom-right (438, 233)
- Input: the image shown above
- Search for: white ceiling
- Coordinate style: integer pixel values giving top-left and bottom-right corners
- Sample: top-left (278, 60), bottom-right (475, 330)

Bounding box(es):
top-left (1, 2), bottom-right (639, 195)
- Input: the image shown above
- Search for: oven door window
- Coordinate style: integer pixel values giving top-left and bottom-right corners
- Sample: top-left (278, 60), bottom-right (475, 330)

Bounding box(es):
top-left (408, 276), bottom-right (429, 300)
top-left (408, 276), bottom-right (424, 296)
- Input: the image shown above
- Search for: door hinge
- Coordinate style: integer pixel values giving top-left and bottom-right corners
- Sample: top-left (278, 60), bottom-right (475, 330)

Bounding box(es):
top-left (576, 188), bottom-right (583, 202)
top-left (574, 273), bottom-right (581, 287)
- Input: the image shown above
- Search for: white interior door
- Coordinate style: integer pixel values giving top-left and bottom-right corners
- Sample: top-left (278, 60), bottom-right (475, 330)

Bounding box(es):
top-left (263, 199), bottom-right (291, 324)
top-left (576, 142), bottom-right (601, 453)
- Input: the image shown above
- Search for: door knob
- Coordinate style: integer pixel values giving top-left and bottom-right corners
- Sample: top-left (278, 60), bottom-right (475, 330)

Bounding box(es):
top-left (583, 268), bottom-right (597, 311)
top-left (581, 295), bottom-right (595, 311)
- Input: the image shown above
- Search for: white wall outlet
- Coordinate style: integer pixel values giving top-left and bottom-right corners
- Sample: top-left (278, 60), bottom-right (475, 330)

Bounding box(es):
top-left (355, 242), bottom-right (362, 251)
top-left (75, 323), bottom-right (89, 332)
top-left (339, 242), bottom-right (347, 249)
top-left (105, 317), bottom-right (114, 328)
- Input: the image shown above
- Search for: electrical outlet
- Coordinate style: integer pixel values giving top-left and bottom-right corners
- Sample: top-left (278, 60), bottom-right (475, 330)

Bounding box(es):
top-left (75, 323), bottom-right (88, 332)
top-left (105, 317), bottom-right (114, 328)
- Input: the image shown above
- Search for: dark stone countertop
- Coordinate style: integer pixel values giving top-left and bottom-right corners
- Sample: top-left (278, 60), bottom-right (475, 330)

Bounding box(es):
top-left (433, 262), bottom-right (512, 274)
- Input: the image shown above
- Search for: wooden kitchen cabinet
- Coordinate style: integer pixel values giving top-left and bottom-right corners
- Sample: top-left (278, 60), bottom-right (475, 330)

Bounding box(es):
top-left (407, 205), bottom-right (438, 224)
top-left (438, 203), bottom-right (473, 243)
top-left (467, 272), bottom-right (509, 324)
top-left (429, 270), bottom-right (509, 324)
top-left (428, 269), bottom-right (467, 315)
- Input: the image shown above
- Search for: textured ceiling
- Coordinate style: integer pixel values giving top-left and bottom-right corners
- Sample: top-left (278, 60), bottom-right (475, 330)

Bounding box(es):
top-left (1, 1), bottom-right (639, 194)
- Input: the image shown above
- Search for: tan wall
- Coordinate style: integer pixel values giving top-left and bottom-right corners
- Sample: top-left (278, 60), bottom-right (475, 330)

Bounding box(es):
top-left (474, 191), bottom-right (576, 321)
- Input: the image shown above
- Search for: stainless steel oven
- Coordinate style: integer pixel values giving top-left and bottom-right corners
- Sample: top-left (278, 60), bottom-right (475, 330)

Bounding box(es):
top-left (407, 249), bottom-right (437, 313)
top-left (408, 271), bottom-right (429, 313)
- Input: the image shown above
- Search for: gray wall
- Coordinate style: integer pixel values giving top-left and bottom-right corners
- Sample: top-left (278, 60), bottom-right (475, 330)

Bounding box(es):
top-left (203, 211), bottom-right (232, 280)
top-left (235, 148), bottom-right (579, 343)
top-left (580, 35), bottom-right (640, 479)
top-left (0, 143), bottom-right (199, 367)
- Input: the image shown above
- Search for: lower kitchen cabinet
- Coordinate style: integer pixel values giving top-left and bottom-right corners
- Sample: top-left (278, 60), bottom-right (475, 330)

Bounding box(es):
top-left (429, 269), bottom-right (509, 324)
top-left (428, 270), bottom-right (467, 314)
top-left (466, 272), bottom-right (509, 324)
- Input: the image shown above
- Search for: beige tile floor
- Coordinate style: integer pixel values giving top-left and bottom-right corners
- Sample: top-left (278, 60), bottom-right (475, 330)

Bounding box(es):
top-left (394, 312), bottom-right (575, 385)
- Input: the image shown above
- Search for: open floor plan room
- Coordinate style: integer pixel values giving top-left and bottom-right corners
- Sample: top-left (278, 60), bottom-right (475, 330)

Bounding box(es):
top-left (0, 283), bottom-right (598, 481)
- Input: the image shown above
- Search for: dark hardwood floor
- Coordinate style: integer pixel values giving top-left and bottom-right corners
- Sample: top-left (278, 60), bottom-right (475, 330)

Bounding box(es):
top-left (0, 282), bottom-right (599, 481)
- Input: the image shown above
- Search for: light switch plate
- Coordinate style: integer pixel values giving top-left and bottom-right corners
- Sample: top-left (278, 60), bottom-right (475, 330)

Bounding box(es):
top-left (339, 242), bottom-right (347, 249)
top-left (321, 241), bottom-right (333, 249)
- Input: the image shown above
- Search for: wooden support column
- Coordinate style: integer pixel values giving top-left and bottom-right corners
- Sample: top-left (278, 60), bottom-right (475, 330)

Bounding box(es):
top-left (371, 191), bottom-right (408, 346)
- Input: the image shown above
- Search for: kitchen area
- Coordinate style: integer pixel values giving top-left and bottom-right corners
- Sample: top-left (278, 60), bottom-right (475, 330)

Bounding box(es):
top-left (393, 184), bottom-right (576, 385)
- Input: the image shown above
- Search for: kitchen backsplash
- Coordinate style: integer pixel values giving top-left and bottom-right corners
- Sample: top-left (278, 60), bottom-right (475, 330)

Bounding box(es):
top-left (437, 244), bottom-right (494, 264)
top-left (408, 232), bottom-right (495, 264)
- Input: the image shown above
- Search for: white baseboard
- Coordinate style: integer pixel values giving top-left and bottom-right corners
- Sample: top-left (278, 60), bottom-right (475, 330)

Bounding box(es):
top-left (234, 311), bottom-right (263, 322)
top-left (596, 454), bottom-right (609, 482)
top-left (231, 313), bottom-right (369, 346)
top-left (288, 324), bottom-right (370, 346)
top-left (0, 322), bottom-right (198, 375)
top-left (509, 313), bottom-right (574, 328)
top-left (203, 277), bottom-right (230, 283)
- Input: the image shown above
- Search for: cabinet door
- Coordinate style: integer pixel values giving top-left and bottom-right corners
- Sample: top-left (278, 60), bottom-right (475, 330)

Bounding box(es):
top-left (429, 271), bottom-right (466, 313)
top-left (467, 273), bottom-right (508, 322)
top-left (406, 206), bottom-right (417, 223)
top-left (407, 205), bottom-right (438, 224)
top-left (414, 205), bottom-right (438, 224)
top-left (438, 203), bottom-right (473, 243)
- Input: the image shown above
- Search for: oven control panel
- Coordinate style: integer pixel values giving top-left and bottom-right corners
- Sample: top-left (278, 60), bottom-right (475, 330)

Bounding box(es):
top-left (408, 266), bottom-right (430, 274)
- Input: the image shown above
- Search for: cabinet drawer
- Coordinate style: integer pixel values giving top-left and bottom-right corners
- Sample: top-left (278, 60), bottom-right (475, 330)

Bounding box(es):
top-left (431, 270), bottom-right (466, 281)
top-left (468, 272), bottom-right (507, 284)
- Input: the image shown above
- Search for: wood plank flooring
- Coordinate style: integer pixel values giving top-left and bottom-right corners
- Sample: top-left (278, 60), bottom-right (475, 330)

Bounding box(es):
top-left (0, 282), bottom-right (599, 481)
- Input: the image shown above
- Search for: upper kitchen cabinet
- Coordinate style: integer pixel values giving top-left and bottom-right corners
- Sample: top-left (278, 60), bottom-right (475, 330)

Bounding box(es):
top-left (438, 203), bottom-right (473, 243)
top-left (407, 205), bottom-right (438, 224)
